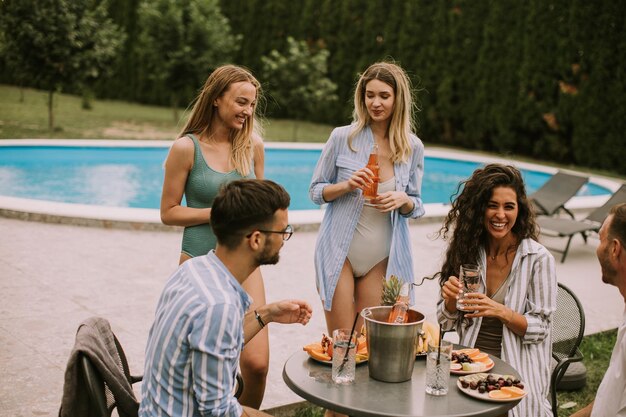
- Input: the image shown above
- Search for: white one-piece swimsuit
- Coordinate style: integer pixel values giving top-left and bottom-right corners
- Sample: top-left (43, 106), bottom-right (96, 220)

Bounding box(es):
top-left (346, 176), bottom-right (395, 277)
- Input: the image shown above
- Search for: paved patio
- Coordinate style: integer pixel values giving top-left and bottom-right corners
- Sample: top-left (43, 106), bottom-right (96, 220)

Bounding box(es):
top-left (0, 215), bottom-right (622, 416)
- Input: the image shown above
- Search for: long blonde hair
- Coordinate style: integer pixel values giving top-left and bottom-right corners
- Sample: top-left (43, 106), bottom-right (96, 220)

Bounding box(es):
top-left (349, 62), bottom-right (415, 163)
top-left (180, 65), bottom-right (262, 176)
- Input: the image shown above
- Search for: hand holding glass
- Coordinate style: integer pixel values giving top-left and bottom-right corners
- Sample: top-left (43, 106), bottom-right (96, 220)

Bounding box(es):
top-left (456, 264), bottom-right (482, 311)
top-left (331, 328), bottom-right (357, 384)
top-left (425, 339), bottom-right (452, 396)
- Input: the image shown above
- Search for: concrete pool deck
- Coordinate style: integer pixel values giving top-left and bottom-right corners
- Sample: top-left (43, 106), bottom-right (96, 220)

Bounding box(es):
top-left (1, 214), bottom-right (624, 416)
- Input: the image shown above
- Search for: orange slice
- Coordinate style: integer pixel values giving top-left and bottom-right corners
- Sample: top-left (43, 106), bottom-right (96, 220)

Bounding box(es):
top-left (308, 348), bottom-right (331, 362)
top-left (472, 352), bottom-right (490, 362)
top-left (357, 335), bottom-right (367, 351)
top-left (500, 386), bottom-right (526, 397)
top-left (488, 390), bottom-right (512, 399)
top-left (303, 343), bottom-right (322, 353)
top-left (458, 348), bottom-right (480, 357)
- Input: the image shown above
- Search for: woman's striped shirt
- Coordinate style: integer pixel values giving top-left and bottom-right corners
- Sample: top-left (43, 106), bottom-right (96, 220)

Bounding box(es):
top-left (437, 239), bottom-right (557, 417)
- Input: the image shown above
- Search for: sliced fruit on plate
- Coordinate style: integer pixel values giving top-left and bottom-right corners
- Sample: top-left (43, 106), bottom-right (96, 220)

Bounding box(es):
top-left (355, 353), bottom-right (368, 363)
top-left (450, 363), bottom-right (463, 371)
top-left (457, 348), bottom-right (480, 358)
top-left (500, 386), bottom-right (526, 397)
top-left (306, 346), bottom-right (331, 361)
top-left (488, 390), bottom-right (513, 399)
top-left (461, 362), bottom-right (487, 372)
top-left (472, 352), bottom-right (490, 362)
top-left (356, 335), bottom-right (368, 355)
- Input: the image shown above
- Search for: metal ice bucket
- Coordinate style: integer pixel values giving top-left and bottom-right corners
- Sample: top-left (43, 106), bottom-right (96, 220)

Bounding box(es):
top-left (361, 306), bottom-right (424, 382)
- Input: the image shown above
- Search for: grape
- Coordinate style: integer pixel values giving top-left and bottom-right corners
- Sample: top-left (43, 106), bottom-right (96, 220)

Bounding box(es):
top-left (469, 381), bottom-right (478, 390)
top-left (478, 386), bottom-right (486, 394)
top-left (461, 380), bottom-right (469, 388)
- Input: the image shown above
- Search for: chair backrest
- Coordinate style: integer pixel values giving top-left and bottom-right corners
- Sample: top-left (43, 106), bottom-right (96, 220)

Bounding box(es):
top-left (80, 332), bottom-right (136, 417)
top-left (586, 184), bottom-right (626, 225)
top-left (530, 171), bottom-right (589, 215)
top-left (552, 283), bottom-right (585, 364)
top-left (67, 317), bottom-right (139, 417)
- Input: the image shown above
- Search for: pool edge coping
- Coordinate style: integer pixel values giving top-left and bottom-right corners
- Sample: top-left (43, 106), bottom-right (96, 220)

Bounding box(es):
top-left (1, 139), bottom-right (622, 231)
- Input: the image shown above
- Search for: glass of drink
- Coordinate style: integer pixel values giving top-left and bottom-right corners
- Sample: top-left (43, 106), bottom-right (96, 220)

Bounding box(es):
top-left (456, 264), bottom-right (482, 311)
top-left (363, 143), bottom-right (379, 201)
top-left (425, 339), bottom-right (452, 396)
top-left (331, 328), bottom-right (357, 384)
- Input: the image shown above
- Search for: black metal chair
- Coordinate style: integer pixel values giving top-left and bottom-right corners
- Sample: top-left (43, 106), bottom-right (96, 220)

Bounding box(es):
top-left (77, 319), bottom-right (143, 417)
top-left (79, 320), bottom-right (243, 416)
top-left (550, 283), bottom-right (586, 417)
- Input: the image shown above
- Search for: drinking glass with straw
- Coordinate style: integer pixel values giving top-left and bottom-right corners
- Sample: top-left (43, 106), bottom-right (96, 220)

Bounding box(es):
top-left (426, 323), bottom-right (452, 395)
top-left (332, 312), bottom-right (359, 384)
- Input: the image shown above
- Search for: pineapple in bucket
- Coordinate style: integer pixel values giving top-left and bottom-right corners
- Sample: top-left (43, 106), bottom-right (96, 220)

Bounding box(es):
top-left (380, 275), bottom-right (439, 355)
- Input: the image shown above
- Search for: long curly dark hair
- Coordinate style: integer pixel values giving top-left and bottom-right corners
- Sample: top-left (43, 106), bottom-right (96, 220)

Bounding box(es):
top-left (435, 164), bottom-right (538, 287)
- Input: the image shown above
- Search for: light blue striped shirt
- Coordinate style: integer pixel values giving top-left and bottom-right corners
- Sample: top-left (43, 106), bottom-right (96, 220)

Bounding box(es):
top-left (310, 124), bottom-right (425, 310)
top-left (139, 251), bottom-right (251, 417)
top-left (437, 239), bottom-right (557, 417)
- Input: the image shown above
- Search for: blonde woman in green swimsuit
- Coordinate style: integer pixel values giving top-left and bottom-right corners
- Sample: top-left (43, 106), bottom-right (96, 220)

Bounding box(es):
top-left (160, 65), bottom-right (268, 408)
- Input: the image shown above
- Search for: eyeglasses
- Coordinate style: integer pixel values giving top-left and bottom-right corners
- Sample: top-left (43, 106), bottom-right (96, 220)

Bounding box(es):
top-left (247, 224), bottom-right (293, 241)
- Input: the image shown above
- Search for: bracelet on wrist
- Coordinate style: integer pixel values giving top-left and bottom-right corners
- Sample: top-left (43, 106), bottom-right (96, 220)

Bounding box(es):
top-left (254, 310), bottom-right (266, 328)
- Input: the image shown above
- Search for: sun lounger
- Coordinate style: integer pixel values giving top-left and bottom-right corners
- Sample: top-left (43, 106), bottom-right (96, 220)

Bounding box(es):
top-left (529, 171), bottom-right (589, 219)
top-left (538, 184), bottom-right (626, 262)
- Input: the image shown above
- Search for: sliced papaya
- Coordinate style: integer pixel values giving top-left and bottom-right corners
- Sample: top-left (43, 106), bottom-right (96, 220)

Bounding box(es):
top-left (308, 348), bottom-right (331, 362)
top-left (458, 348), bottom-right (480, 358)
top-left (303, 342), bottom-right (322, 353)
top-left (472, 352), bottom-right (490, 362)
top-left (500, 386), bottom-right (526, 397)
top-left (488, 390), bottom-right (512, 399)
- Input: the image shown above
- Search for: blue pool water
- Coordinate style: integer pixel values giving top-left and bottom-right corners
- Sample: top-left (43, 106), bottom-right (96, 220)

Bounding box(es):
top-left (0, 145), bottom-right (610, 210)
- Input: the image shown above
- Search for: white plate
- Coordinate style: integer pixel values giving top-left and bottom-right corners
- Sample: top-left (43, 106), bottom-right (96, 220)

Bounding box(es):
top-left (456, 380), bottom-right (527, 402)
top-left (450, 359), bottom-right (495, 375)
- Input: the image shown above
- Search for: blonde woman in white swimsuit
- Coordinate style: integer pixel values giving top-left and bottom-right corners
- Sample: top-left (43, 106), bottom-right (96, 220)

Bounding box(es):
top-left (310, 63), bottom-right (425, 417)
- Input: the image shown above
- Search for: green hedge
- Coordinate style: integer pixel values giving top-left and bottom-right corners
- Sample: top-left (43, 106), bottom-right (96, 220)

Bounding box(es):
top-left (2, 0), bottom-right (624, 174)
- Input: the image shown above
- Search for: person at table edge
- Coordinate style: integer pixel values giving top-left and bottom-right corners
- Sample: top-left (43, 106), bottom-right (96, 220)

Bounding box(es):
top-left (571, 203), bottom-right (626, 417)
top-left (139, 179), bottom-right (313, 417)
top-left (436, 164), bottom-right (557, 417)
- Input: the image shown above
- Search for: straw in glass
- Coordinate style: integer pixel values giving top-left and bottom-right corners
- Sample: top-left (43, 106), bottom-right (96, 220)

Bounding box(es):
top-left (337, 311), bottom-right (360, 373)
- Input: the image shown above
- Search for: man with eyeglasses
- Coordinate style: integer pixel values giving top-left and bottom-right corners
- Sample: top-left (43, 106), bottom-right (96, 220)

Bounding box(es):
top-left (140, 179), bottom-right (312, 417)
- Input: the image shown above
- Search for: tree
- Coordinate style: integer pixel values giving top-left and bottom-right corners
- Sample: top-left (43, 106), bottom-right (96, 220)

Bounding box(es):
top-left (136, 0), bottom-right (239, 121)
top-left (261, 37), bottom-right (338, 139)
top-left (0, 0), bottom-right (124, 129)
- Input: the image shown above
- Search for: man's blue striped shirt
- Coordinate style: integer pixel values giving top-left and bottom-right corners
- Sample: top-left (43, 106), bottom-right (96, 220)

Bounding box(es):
top-left (139, 251), bottom-right (251, 417)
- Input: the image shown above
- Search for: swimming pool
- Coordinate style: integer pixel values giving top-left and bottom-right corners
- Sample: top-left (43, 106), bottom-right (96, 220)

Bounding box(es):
top-left (0, 141), bottom-right (611, 211)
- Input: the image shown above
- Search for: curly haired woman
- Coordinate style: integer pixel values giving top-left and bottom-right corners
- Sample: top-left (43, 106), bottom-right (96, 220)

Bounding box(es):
top-left (436, 164), bottom-right (557, 417)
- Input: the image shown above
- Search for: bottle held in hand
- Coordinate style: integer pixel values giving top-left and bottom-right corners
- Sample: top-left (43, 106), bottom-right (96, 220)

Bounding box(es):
top-left (363, 143), bottom-right (379, 201)
top-left (388, 282), bottom-right (410, 323)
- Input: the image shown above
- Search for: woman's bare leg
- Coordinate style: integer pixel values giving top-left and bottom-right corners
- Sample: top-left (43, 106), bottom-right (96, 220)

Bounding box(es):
top-left (323, 259), bottom-right (356, 417)
top-left (238, 267), bottom-right (269, 409)
top-left (354, 258), bottom-right (387, 330)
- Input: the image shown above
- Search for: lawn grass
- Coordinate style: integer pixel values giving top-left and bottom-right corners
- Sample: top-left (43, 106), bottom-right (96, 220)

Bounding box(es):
top-left (0, 84), bottom-right (333, 142)
top-left (556, 328), bottom-right (618, 416)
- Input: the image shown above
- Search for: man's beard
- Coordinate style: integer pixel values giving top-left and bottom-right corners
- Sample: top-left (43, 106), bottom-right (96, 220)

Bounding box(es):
top-left (256, 243), bottom-right (280, 266)
top-left (599, 249), bottom-right (617, 286)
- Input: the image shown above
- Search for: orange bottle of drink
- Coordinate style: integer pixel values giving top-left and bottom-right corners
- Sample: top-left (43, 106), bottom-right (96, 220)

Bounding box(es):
top-left (363, 143), bottom-right (379, 201)
top-left (388, 283), bottom-right (410, 323)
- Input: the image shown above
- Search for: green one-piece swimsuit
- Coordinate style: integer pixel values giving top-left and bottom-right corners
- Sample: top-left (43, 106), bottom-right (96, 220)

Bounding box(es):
top-left (181, 134), bottom-right (253, 257)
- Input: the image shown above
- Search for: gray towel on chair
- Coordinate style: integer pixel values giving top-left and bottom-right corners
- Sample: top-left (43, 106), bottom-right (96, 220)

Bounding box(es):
top-left (59, 317), bottom-right (139, 417)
